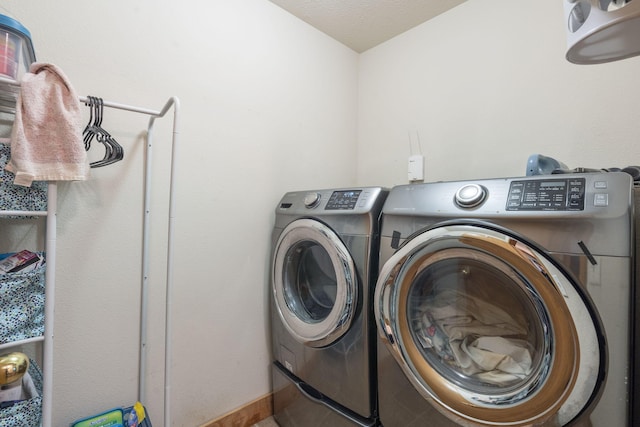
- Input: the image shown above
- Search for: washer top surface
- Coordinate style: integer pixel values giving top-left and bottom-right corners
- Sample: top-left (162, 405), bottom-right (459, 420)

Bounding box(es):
top-left (384, 172), bottom-right (631, 217)
top-left (381, 172), bottom-right (633, 257)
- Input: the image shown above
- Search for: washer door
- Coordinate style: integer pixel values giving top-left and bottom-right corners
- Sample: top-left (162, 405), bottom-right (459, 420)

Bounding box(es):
top-left (273, 218), bottom-right (358, 348)
top-left (375, 222), bottom-right (603, 426)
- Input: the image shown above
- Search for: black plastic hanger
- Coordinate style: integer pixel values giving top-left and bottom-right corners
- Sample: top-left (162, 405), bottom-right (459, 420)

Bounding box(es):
top-left (83, 96), bottom-right (124, 168)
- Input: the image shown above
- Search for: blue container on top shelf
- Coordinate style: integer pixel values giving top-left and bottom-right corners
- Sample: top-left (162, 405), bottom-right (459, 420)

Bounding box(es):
top-left (0, 14), bottom-right (35, 81)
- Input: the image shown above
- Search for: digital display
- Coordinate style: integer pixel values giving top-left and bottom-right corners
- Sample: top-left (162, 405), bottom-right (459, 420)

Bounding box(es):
top-left (506, 178), bottom-right (585, 211)
top-left (539, 181), bottom-right (565, 188)
top-left (325, 190), bottom-right (362, 210)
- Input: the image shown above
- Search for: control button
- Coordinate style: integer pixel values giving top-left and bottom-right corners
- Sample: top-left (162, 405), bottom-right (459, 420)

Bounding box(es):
top-left (455, 184), bottom-right (486, 208)
top-left (304, 192), bottom-right (321, 208)
top-left (594, 193), bottom-right (609, 207)
top-left (594, 181), bottom-right (608, 189)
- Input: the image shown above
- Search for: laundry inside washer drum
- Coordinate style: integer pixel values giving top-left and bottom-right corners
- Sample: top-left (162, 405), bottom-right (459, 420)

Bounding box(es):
top-left (406, 255), bottom-right (546, 393)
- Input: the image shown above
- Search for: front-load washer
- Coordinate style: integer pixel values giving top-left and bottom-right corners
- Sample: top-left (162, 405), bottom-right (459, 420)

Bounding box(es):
top-left (270, 187), bottom-right (388, 427)
top-left (374, 172), bottom-right (635, 426)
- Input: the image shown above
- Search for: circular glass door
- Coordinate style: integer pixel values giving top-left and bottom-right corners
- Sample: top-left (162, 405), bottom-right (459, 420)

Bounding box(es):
top-left (273, 218), bottom-right (357, 348)
top-left (375, 222), bottom-right (603, 426)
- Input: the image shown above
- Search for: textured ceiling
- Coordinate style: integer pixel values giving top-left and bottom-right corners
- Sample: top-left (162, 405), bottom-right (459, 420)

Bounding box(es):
top-left (268, 0), bottom-right (467, 52)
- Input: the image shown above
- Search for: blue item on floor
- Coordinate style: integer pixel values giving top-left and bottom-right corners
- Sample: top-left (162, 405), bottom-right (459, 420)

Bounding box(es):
top-left (70, 403), bottom-right (151, 427)
top-left (70, 408), bottom-right (123, 427)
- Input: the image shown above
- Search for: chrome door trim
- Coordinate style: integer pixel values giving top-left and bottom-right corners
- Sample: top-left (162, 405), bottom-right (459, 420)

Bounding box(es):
top-left (273, 218), bottom-right (357, 348)
top-left (375, 222), bottom-right (603, 426)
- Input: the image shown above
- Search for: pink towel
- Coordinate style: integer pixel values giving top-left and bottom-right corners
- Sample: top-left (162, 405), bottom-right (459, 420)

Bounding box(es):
top-left (5, 62), bottom-right (89, 187)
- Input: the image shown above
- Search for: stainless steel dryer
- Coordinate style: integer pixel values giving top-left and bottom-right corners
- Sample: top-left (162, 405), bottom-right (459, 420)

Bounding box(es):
top-left (271, 187), bottom-right (388, 427)
top-left (374, 173), bottom-right (635, 426)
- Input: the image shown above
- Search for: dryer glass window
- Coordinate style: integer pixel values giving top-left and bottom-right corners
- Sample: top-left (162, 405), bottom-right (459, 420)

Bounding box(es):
top-left (284, 241), bottom-right (337, 323)
top-left (406, 255), bottom-right (546, 393)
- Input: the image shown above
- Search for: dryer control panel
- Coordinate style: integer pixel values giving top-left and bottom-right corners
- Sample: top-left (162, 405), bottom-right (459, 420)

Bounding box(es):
top-left (277, 187), bottom-right (387, 215)
top-left (507, 178), bottom-right (586, 211)
top-left (325, 190), bottom-right (362, 210)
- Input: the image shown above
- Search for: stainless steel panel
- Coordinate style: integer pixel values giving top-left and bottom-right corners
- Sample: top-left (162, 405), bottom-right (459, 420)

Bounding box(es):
top-left (272, 362), bottom-right (373, 427)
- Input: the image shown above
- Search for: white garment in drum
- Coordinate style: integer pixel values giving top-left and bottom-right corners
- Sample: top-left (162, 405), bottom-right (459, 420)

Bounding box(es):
top-left (414, 289), bottom-right (533, 385)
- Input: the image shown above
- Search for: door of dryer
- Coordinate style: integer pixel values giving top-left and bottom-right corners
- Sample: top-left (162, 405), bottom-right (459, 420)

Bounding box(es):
top-left (375, 221), bottom-right (605, 426)
top-left (273, 218), bottom-right (358, 348)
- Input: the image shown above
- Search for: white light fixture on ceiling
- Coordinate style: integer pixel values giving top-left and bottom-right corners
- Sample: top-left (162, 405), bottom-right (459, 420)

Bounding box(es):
top-left (565, 0), bottom-right (640, 64)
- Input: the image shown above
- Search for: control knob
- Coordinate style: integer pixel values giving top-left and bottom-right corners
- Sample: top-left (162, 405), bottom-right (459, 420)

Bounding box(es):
top-left (304, 192), bottom-right (321, 208)
top-left (455, 184), bottom-right (486, 208)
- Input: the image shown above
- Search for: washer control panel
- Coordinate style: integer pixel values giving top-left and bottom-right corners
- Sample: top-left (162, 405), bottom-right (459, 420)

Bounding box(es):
top-left (507, 178), bottom-right (586, 211)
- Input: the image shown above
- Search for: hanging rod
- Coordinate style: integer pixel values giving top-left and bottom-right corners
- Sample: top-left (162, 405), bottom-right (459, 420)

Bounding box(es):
top-left (78, 96), bottom-right (163, 117)
top-left (83, 95), bottom-right (181, 427)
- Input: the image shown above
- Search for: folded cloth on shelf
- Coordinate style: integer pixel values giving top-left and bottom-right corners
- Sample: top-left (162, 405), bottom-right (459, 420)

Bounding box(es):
top-left (5, 62), bottom-right (89, 187)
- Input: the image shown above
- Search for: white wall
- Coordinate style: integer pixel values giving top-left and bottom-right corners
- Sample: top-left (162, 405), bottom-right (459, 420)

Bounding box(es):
top-left (2, 1), bottom-right (358, 426)
top-left (6, 0), bottom-right (640, 425)
top-left (358, 0), bottom-right (640, 186)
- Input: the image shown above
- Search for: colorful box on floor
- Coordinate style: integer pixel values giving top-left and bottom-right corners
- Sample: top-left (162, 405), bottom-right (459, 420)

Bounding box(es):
top-left (70, 403), bottom-right (151, 427)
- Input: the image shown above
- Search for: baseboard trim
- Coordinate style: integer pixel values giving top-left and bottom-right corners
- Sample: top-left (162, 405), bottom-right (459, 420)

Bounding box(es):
top-left (201, 393), bottom-right (273, 427)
